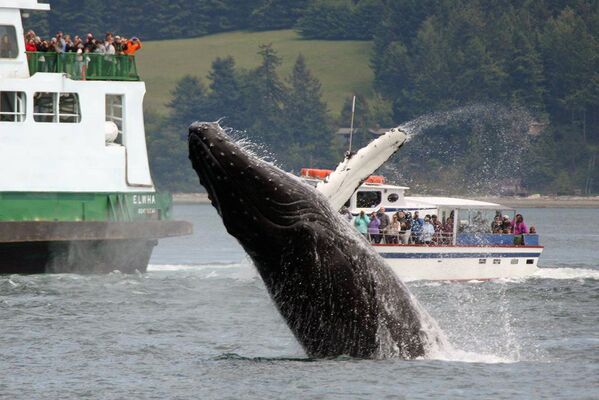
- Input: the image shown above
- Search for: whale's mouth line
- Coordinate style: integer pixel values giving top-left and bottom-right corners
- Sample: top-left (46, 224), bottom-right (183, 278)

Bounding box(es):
top-left (189, 132), bottom-right (228, 215)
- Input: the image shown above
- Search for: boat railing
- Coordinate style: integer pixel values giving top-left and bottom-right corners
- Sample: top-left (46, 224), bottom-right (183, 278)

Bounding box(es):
top-left (370, 231), bottom-right (455, 245)
top-left (25, 52), bottom-right (140, 81)
top-left (456, 233), bottom-right (539, 246)
top-left (370, 232), bottom-right (539, 246)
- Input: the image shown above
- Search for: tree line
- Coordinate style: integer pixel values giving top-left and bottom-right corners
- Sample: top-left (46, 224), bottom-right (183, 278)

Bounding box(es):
top-left (370, 0), bottom-right (599, 194)
top-left (26, 0), bottom-right (380, 41)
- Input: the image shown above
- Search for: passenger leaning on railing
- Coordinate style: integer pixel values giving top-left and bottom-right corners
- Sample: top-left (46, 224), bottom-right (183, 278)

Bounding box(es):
top-left (354, 210), bottom-right (370, 239)
top-left (385, 214), bottom-right (401, 244)
top-left (422, 216), bottom-right (435, 245)
top-left (124, 37), bottom-right (142, 55)
top-left (368, 212), bottom-right (382, 244)
top-left (410, 211), bottom-right (424, 244)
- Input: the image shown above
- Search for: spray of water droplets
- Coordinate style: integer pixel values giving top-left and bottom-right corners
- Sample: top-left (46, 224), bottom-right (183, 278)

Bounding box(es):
top-left (383, 104), bottom-right (536, 195)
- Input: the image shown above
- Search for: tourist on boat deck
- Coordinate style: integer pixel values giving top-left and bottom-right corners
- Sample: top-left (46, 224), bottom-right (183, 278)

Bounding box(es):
top-left (431, 214), bottom-right (442, 242)
top-left (377, 208), bottom-right (390, 242)
top-left (440, 216), bottom-right (454, 244)
top-left (512, 214), bottom-right (528, 235)
top-left (410, 211), bottom-right (424, 244)
top-left (396, 211), bottom-right (411, 244)
top-left (354, 210), bottom-right (370, 238)
top-left (491, 215), bottom-right (503, 233)
top-left (104, 32), bottom-right (116, 55)
top-left (502, 215), bottom-right (513, 234)
top-left (422, 216), bottom-right (435, 245)
top-left (529, 226), bottom-right (537, 234)
top-left (55, 31), bottom-right (66, 52)
top-left (368, 212), bottom-right (382, 244)
top-left (125, 37), bottom-right (142, 55)
top-left (114, 36), bottom-right (127, 55)
top-left (25, 35), bottom-right (37, 52)
top-left (386, 214), bottom-right (401, 244)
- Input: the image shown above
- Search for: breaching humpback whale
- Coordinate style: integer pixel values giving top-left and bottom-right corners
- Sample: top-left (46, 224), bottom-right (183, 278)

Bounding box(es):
top-left (188, 122), bottom-right (441, 359)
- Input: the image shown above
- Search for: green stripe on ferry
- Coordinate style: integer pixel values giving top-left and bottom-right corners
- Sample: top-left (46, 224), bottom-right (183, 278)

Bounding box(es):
top-left (0, 192), bottom-right (173, 222)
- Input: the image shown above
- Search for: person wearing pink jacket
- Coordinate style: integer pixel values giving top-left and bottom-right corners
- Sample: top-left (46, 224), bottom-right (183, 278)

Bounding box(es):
top-left (512, 213), bottom-right (529, 235)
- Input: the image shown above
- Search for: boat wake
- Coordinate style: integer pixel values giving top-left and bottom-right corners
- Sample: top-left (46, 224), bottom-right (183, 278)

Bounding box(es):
top-left (532, 266), bottom-right (599, 280)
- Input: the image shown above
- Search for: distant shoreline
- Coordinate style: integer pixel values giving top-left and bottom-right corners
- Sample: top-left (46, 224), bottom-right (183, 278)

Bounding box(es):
top-left (172, 193), bottom-right (599, 208)
top-left (474, 196), bottom-right (599, 209)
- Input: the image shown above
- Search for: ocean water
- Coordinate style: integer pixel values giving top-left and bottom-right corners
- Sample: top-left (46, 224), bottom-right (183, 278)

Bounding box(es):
top-left (1, 204), bottom-right (598, 399)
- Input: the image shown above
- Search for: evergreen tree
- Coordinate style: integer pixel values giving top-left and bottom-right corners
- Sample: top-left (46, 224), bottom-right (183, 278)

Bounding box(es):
top-left (284, 55), bottom-right (333, 167)
top-left (206, 56), bottom-right (247, 129)
top-left (167, 75), bottom-right (209, 133)
top-left (244, 44), bottom-right (287, 149)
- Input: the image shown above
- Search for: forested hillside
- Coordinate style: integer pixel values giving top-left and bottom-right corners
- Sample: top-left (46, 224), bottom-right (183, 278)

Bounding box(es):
top-left (370, 0), bottom-right (599, 194)
top-left (28, 1), bottom-right (599, 195)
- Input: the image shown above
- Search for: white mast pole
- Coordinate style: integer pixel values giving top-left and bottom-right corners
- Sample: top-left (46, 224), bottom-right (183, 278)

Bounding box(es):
top-left (348, 95), bottom-right (356, 155)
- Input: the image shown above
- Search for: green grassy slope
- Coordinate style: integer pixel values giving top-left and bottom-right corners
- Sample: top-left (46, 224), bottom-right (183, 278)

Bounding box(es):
top-left (137, 30), bottom-right (374, 116)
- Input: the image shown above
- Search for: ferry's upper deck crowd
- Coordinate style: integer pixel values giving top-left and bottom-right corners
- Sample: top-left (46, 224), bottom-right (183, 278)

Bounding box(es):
top-left (341, 208), bottom-right (535, 245)
top-left (23, 30), bottom-right (142, 56)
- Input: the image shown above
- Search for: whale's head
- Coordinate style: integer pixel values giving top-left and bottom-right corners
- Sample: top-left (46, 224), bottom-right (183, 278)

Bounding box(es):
top-left (188, 122), bottom-right (332, 264)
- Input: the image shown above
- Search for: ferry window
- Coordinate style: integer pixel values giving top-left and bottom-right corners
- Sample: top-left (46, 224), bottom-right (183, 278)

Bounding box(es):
top-left (59, 93), bottom-right (81, 123)
top-left (0, 92), bottom-right (26, 122)
top-left (33, 92), bottom-right (81, 123)
top-left (387, 193), bottom-right (399, 203)
top-left (356, 191), bottom-right (381, 208)
top-left (106, 94), bottom-right (124, 144)
top-left (0, 26), bottom-right (18, 59)
top-left (33, 92), bottom-right (56, 122)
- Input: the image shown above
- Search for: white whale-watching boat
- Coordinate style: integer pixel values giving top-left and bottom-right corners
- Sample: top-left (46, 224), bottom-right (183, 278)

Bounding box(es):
top-left (304, 169), bottom-right (542, 281)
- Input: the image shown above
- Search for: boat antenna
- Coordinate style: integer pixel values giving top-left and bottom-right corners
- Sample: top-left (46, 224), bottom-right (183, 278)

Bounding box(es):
top-left (347, 95), bottom-right (356, 157)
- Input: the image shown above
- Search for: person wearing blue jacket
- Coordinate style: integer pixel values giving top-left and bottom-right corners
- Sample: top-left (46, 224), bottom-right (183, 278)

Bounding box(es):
top-left (354, 210), bottom-right (370, 238)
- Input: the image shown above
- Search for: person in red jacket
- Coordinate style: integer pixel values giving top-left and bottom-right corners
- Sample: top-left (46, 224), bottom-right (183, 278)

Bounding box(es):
top-left (25, 37), bottom-right (37, 52)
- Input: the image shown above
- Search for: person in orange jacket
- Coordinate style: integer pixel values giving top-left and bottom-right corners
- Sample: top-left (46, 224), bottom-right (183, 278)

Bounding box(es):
top-left (124, 37), bottom-right (141, 55)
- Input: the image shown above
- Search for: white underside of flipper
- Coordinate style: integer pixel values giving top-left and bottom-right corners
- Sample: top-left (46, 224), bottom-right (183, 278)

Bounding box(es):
top-left (316, 127), bottom-right (408, 211)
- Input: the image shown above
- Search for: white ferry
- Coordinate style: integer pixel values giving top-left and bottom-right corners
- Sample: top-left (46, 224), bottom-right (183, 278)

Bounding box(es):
top-left (302, 169), bottom-right (543, 282)
top-left (0, 1), bottom-right (191, 273)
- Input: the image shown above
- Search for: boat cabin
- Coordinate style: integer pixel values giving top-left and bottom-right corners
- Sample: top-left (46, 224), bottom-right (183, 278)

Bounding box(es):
top-left (0, 0), bottom-right (152, 194)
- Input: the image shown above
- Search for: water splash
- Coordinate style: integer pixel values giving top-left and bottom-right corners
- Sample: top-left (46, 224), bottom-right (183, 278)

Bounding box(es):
top-left (383, 104), bottom-right (536, 195)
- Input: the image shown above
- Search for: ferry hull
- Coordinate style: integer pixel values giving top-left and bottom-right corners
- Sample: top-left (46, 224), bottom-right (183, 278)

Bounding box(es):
top-left (0, 220), bottom-right (192, 274)
top-left (0, 240), bottom-right (156, 274)
top-left (375, 245), bottom-right (542, 281)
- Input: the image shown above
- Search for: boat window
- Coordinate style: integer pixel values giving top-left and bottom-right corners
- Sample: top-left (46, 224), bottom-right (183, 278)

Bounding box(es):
top-left (59, 93), bottom-right (81, 123)
top-left (0, 92), bottom-right (26, 122)
top-left (0, 25), bottom-right (18, 59)
top-left (356, 191), bottom-right (381, 208)
top-left (33, 92), bottom-right (56, 122)
top-left (387, 193), bottom-right (399, 203)
top-left (106, 94), bottom-right (124, 144)
top-left (33, 92), bottom-right (81, 123)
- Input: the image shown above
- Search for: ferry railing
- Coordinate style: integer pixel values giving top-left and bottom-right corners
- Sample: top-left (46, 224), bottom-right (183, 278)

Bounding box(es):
top-left (26, 52), bottom-right (140, 81)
